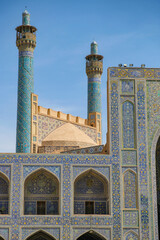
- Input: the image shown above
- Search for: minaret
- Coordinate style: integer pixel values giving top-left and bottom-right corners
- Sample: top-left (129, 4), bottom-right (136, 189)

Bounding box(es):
top-left (86, 41), bottom-right (103, 144)
top-left (16, 10), bottom-right (37, 153)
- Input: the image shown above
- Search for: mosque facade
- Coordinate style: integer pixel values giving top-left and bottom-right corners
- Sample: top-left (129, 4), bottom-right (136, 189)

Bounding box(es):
top-left (0, 10), bottom-right (160, 240)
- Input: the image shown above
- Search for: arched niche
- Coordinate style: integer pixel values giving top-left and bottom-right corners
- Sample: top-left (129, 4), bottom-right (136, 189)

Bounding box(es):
top-left (74, 169), bottom-right (109, 215)
top-left (77, 230), bottom-right (106, 240)
top-left (26, 230), bottom-right (56, 240)
top-left (0, 172), bottom-right (9, 214)
top-left (124, 230), bottom-right (138, 240)
top-left (123, 169), bottom-right (137, 209)
top-left (24, 169), bottom-right (59, 215)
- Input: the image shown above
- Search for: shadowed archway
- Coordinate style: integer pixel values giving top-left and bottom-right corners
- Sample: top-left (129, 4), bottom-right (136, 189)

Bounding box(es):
top-left (156, 137), bottom-right (160, 235)
top-left (26, 230), bottom-right (56, 240)
top-left (77, 231), bottom-right (106, 240)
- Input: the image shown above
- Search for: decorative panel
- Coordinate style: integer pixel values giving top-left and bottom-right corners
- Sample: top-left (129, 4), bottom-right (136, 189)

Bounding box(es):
top-left (95, 202), bottom-right (106, 214)
top-left (47, 201), bottom-right (58, 215)
top-left (122, 150), bottom-right (137, 166)
top-left (24, 201), bottom-right (36, 215)
top-left (123, 210), bottom-right (139, 227)
top-left (121, 80), bottom-right (134, 94)
top-left (74, 202), bottom-right (85, 214)
top-left (125, 231), bottom-right (138, 240)
top-left (124, 170), bottom-right (137, 208)
top-left (122, 101), bottom-right (135, 148)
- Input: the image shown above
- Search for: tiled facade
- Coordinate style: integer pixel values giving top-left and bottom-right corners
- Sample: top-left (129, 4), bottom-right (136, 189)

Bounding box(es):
top-left (1, 67), bottom-right (160, 239)
top-left (1, 10), bottom-right (160, 240)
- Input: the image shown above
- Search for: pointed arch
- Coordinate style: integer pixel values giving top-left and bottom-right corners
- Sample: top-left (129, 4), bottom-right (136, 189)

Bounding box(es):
top-left (26, 230), bottom-right (56, 240)
top-left (0, 236), bottom-right (5, 240)
top-left (0, 171), bottom-right (9, 214)
top-left (76, 230), bottom-right (107, 240)
top-left (123, 169), bottom-right (137, 209)
top-left (74, 169), bottom-right (109, 215)
top-left (124, 230), bottom-right (139, 240)
top-left (150, 128), bottom-right (160, 239)
top-left (24, 168), bottom-right (59, 215)
top-left (122, 100), bottom-right (135, 148)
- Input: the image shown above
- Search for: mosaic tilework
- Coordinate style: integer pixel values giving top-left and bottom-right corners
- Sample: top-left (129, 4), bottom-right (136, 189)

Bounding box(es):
top-left (73, 166), bottom-right (110, 181)
top-left (146, 81), bottom-right (160, 240)
top-left (62, 145), bottom-right (104, 154)
top-left (137, 82), bottom-right (150, 239)
top-left (21, 228), bottom-right (60, 240)
top-left (121, 150), bottom-right (137, 166)
top-left (123, 210), bottom-right (139, 227)
top-left (75, 174), bottom-right (104, 194)
top-left (0, 229), bottom-right (9, 240)
top-left (23, 165), bottom-right (61, 180)
top-left (121, 80), bottom-right (134, 94)
top-left (16, 54), bottom-right (34, 153)
top-left (124, 170), bottom-right (137, 208)
top-left (38, 115), bottom-right (97, 144)
top-left (25, 172), bottom-right (57, 195)
top-left (0, 166), bottom-right (11, 180)
top-left (73, 228), bottom-right (111, 240)
top-left (75, 124), bottom-right (97, 143)
top-left (120, 96), bottom-right (135, 104)
top-left (110, 82), bottom-right (122, 239)
top-left (122, 101), bottom-right (135, 148)
top-left (24, 201), bottom-right (36, 215)
top-left (109, 67), bottom-right (160, 79)
top-left (123, 228), bottom-right (139, 235)
top-left (125, 230), bottom-right (138, 240)
top-left (88, 79), bottom-right (101, 116)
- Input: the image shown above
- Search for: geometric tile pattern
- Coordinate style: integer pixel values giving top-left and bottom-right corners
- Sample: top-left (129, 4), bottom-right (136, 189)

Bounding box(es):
top-left (38, 115), bottom-right (97, 143)
top-left (23, 165), bottom-right (61, 180)
top-left (125, 230), bottom-right (138, 240)
top-left (137, 82), bottom-right (150, 239)
top-left (123, 210), bottom-right (139, 227)
top-left (122, 101), bottom-right (134, 148)
top-left (147, 81), bottom-right (160, 239)
top-left (0, 228), bottom-right (9, 240)
top-left (121, 80), bottom-right (134, 94)
top-left (21, 228), bottom-right (60, 240)
top-left (121, 150), bottom-right (137, 166)
top-left (88, 77), bottom-right (101, 116)
top-left (73, 166), bottom-right (110, 181)
top-left (124, 170), bottom-right (137, 208)
top-left (0, 166), bottom-right (11, 180)
top-left (62, 145), bottom-right (104, 154)
top-left (110, 68), bottom-right (160, 79)
top-left (16, 53), bottom-right (34, 153)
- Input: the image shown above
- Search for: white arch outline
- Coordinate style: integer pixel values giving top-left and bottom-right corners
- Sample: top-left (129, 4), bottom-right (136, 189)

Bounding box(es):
top-left (23, 168), bottom-right (60, 215)
top-left (74, 168), bottom-right (109, 215)
top-left (0, 171), bottom-right (10, 215)
top-left (24, 229), bottom-right (57, 240)
top-left (124, 230), bottom-right (139, 239)
top-left (123, 169), bottom-right (137, 209)
top-left (75, 229), bottom-right (107, 240)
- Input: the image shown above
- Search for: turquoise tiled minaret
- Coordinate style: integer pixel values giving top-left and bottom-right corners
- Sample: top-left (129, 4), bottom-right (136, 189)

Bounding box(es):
top-left (86, 42), bottom-right (103, 117)
top-left (16, 10), bottom-right (37, 153)
top-left (86, 42), bottom-right (103, 144)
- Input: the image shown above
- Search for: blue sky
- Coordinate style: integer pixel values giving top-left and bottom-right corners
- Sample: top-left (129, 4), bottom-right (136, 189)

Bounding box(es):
top-left (0, 0), bottom-right (160, 152)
